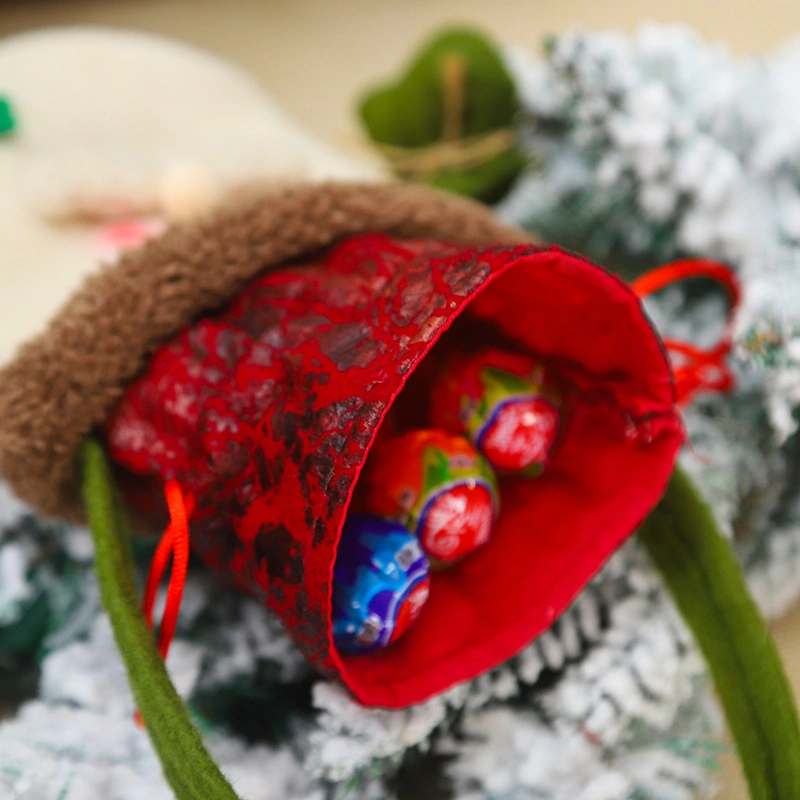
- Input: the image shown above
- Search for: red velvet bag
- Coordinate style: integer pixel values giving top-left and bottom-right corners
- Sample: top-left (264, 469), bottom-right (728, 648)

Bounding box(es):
top-left (106, 233), bottom-right (683, 708)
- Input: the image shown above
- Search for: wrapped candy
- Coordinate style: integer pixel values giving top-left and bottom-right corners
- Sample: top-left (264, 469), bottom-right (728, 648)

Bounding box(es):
top-left (360, 429), bottom-right (499, 566)
top-left (431, 349), bottom-right (562, 475)
top-left (332, 515), bottom-right (431, 653)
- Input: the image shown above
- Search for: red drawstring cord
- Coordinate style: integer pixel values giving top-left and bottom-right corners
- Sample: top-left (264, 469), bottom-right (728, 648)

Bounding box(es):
top-left (631, 259), bottom-right (741, 406)
top-left (136, 480), bottom-right (194, 727)
top-left (142, 479), bottom-right (195, 661)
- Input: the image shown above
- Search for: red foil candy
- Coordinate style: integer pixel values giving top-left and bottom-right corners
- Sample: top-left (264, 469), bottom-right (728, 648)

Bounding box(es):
top-left (431, 349), bottom-right (563, 475)
top-left (360, 429), bottom-right (499, 566)
top-left (106, 233), bottom-right (683, 708)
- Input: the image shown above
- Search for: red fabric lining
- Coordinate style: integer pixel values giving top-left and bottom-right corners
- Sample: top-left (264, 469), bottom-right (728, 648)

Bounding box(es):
top-left (336, 250), bottom-right (683, 705)
top-left (107, 235), bottom-right (683, 709)
top-left (343, 398), bottom-right (681, 704)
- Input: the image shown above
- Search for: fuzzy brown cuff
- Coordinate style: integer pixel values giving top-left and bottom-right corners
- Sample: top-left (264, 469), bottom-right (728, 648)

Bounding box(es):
top-left (0, 182), bottom-right (530, 521)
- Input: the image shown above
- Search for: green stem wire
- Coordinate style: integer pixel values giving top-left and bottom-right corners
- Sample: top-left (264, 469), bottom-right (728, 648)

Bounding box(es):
top-left (639, 465), bottom-right (800, 800)
top-left (80, 438), bottom-right (241, 800)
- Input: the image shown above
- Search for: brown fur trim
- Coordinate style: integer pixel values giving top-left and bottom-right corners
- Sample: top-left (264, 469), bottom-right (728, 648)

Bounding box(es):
top-left (0, 182), bottom-right (532, 521)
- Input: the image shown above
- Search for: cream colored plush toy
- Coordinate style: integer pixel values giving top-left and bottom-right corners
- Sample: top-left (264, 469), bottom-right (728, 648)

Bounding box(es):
top-left (0, 27), bottom-right (380, 366)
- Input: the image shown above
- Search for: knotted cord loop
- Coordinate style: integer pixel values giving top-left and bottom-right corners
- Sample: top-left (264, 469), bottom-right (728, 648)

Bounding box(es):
top-left (632, 259), bottom-right (741, 405)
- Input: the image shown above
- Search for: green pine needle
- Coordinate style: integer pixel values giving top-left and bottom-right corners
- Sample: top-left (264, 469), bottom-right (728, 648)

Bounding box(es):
top-left (639, 465), bottom-right (800, 800)
top-left (80, 438), bottom-right (241, 800)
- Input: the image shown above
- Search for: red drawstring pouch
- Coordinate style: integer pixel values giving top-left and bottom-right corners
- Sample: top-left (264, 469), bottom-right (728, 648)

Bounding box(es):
top-left (103, 227), bottom-right (684, 708)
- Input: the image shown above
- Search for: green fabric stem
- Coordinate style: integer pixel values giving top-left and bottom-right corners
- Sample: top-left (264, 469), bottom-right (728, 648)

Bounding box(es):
top-left (80, 438), bottom-right (240, 800)
top-left (639, 465), bottom-right (800, 800)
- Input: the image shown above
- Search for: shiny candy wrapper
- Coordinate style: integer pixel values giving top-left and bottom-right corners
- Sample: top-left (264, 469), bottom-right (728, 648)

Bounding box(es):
top-left (362, 430), bottom-right (499, 566)
top-left (431, 349), bottom-right (563, 475)
top-left (332, 515), bottom-right (431, 653)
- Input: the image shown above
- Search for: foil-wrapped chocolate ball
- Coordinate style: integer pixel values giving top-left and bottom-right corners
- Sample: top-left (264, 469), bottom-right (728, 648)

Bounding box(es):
top-left (362, 429), bottom-right (499, 566)
top-left (332, 515), bottom-right (431, 654)
top-left (431, 348), bottom-right (562, 475)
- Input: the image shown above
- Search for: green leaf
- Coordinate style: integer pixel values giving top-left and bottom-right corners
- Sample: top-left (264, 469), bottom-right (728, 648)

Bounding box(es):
top-left (358, 27), bottom-right (525, 200)
top-left (639, 466), bottom-right (800, 800)
top-left (360, 27), bottom-right (518, 147)
top-left (80, 439), bottom-right (240, 800)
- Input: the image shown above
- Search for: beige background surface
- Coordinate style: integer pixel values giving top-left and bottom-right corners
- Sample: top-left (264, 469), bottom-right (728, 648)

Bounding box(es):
top-left (3, 1), bottom-right (800, 798)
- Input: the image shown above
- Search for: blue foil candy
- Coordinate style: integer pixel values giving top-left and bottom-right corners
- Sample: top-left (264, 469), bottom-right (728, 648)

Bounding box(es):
top-left (332, 515), bottom-right (431, 654)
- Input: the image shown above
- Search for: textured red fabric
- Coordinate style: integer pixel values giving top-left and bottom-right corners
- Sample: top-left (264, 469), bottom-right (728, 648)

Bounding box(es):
top-left (106, 234), bottom-right (683, 708)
